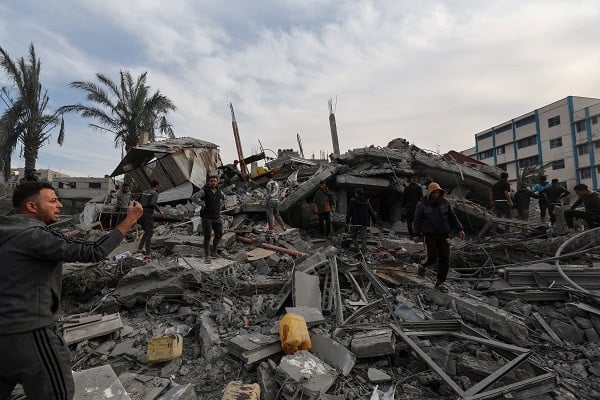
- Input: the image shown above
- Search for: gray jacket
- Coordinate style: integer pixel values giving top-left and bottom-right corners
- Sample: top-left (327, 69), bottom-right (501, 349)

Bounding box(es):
top-left (0, 214), bottom-right (123, 334)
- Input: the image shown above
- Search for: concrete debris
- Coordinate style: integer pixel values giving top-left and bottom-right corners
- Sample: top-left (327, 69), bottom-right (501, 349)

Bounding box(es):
top-left (73, 365), bottom-right (131, 400)
top-left (14, 137), bottom-right (600, 399)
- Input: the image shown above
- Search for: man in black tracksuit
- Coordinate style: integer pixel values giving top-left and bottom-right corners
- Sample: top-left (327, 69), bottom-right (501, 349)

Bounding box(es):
top-left (412, 182), bottom-right (465, 293)
top-left (191, 174), bottom-right (225, 264)
top-left (0, 182), bottom-right (142, 400)
top-left (402, 174), bottom-right (423, 237)
top-left (346, 188), bottom-right (377, 254)
top-left (544, 179), bottom-right (570, 225)
top-left (136, 180), bottom-right (163, 259)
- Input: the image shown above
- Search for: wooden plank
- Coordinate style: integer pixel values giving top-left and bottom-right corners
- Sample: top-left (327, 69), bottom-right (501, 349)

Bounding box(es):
top-left (63, 313), bottom-right (123, 345)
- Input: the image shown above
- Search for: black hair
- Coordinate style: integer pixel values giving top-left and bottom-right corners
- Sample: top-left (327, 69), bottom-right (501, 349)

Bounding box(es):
top-left (13, 181), bottom-right (55, 210)
top-left (500, 172), bottom-right (509, 180)
top-left (319, 180), bottom-right (326, 185)
top-left (551, 178), bottom-right (559, 184)
top-left (574, 183), bottom-right (588, 191)
top-left (355, 188), bottom-right (365, 197)
top-left (150, 180), bottom-right (160, 188)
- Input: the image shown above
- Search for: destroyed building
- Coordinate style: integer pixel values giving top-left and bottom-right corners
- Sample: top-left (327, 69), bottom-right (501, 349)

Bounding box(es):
top-left (7, 138), bottom-right (600, 400)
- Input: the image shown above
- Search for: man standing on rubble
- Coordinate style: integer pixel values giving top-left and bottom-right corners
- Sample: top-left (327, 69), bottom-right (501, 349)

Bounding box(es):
top-left (544, 178), bottom-right (570, 225)
top-left (264, 172), bottom-right (286, 233)
top-left (401, 174), bottom-right (423, 237)
top-left (513, 183), bottom-right (538, 220)
top-left (0, 181), bottom-right (143, 400)
top-left (490, 172), bottom-right (513, 219)
top-left (136, 180), bottom-right (164, 260)
top-left (532, 175), bottom-right (552, 222)
top-left (313, 180), bottom-right (335, 239)
top-left (412, 182), bottom-right (465, 293)
top-left (191, 174), bottom-right (225, 264)
top-left (114, 182), bottom-right (132, 212)
top-left (564, 183), bottom-right (600, 233)
top-left (346, 188), bottom-right (377, 254)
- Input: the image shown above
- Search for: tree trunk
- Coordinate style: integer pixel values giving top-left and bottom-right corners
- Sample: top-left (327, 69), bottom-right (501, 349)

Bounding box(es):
top-left (23, 132), bottom-right (39, 181)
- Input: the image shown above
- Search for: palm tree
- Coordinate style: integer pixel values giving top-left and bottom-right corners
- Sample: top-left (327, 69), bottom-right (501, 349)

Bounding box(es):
top-left (59, 70), bottom-right (176, 154)
top-left (0, 43), bottom-right (65, 181)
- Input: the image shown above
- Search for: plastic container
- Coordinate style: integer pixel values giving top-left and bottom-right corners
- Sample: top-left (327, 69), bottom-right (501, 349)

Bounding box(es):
top-left (278, 313), bottom-right (311, 354)
top-left (221, 381), bottom-right (261, 400)
top-left (147, 333), bottom-right (183, 363)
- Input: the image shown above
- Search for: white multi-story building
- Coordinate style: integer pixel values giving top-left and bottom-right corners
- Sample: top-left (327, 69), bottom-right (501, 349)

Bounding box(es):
top-left (463, 96), bottom-right (600, 190)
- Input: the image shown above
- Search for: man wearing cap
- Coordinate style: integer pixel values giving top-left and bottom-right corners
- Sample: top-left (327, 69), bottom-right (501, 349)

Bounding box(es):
top-left (412, 182), bottom-right (465, 293)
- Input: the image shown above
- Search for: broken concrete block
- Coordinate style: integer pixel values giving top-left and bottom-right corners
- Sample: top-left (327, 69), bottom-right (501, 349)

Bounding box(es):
top-left (293, 271), bottom-right (322, 309)
top-left (221, 381), bottom-right (260, 400)
top-left (285, 306), bottom-right (326, 326)
top-left (310, 333), bottom-right (356, 376)
top-left (276, 350), bottom-right (337, 397)
top-left (367, 368), bottom-right (392, 383)
top-left (351, 329), bottom-right (395, 358)
top-left (118, 372), bottom-right (170, 400)
top-left (157, 383), bottom-right (196, 400)
top-left (257, 362), bottom-right (279, 400)
top-left (584, 328), bottom-right (600, 343)
top-left (550, 319), bottom-right (584, 344)
top-left (228, 333), bottom-right (281, 365)
top-left (164, 235), bottom-right (203, 250)
top-left (171, 244), bottom-right (202, 257)
top-left (73, 365), bottom-right (131, 400)
top-left (177, 256), bottom-right (236, 274)
top-left (198, 310), bottom-right (224, 361)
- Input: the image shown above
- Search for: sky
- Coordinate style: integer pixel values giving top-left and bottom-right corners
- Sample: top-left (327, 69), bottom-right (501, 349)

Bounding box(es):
top-left (1, 0), bottom-right (600, 177)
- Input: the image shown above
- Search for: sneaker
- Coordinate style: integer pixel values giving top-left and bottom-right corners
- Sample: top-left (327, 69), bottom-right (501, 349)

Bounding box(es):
top-left (417, 265), bottom-right (426, 277)
top-left (435, 282), bottom-right (449, 293)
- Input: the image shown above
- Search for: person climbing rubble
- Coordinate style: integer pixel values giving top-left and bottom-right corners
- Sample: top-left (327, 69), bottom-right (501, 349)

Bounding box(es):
top-left (0, 181), bottom-right (143, 400)
top-left (513, 183), bottom-right (538, 220)
top-left (191, 174), bottom-right (225, 264)
top-left (264, 172), bottom-right (286, 233)
top-left (313, 180), bottom-right (335, 239)
top-left (412, 182), bottom-right (465, 293)
top-left (490, 172), bottom-right (513, 219)
top-left (564, 183), bottom-right (600, 233)
top-left (136, 180), bottom-right (163, 261)
top-left (544, 178), bottom-right (570, 225)
top-left (401, 174), bottom-right (423, 237)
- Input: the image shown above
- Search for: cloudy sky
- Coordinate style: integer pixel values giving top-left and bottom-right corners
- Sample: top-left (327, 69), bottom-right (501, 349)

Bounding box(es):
top-left (1, 0), bottom-right (600, 177)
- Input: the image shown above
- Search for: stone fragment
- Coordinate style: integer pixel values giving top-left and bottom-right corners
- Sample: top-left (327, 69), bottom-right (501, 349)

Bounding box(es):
top-left (310, 333), bottom-right (356, 376)
top-left (550, 319), bottom-right (584, 344)
top-left (402, 384), bottom-right (422, 396)
top-left (198, 311), bottom-right (224, 361)
top-left (73, 365), bottom-right (130, 400)
top-left (276, 350), bottom-right (337, 397)
top-left (584, 328), bottom-right (600, 343)
top-left (257, 362), bottom-right (279, 400)
top-left (367, 368), bottom-right (392, 383)
top-left (574, 317), bottom-right (593, 329)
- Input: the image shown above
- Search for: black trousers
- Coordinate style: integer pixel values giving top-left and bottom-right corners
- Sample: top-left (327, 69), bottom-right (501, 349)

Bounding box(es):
top-left (494, 201), bottom-right (512, 219)
top-left (318, 212), bottom-right (332, 236)
top-left (202, 217), bottom-right (223, 257)
top-left (405, 206), bottom-right (416, 236)
top-left (138, 212), bottom-right (154, 254)
top-left (0, 325), bottom-right (74, 400)
top-left (421, 235), bottom-right (451, 283)
top-left (539, 198), bottom-right (548, 220)
top-left (564, 209), bottom-right (600, 229)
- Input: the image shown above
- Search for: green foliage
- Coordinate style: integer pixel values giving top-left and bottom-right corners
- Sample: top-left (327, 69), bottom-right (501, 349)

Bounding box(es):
top-left (59, 70), bottom-right (176, 153)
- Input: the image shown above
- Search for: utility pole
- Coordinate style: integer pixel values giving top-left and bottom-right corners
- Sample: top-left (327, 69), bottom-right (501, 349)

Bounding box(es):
top-left (229, 103), bottom-right (247, 176)
top-left (297, 133), bottom-right (305, 158)
top-left (328, 98), bottom-right (340, 156)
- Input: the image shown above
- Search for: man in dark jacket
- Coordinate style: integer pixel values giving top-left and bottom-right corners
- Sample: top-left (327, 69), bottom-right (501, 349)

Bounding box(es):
top-left (0, 182), bottom-right (142, 400)
top-left (412, 182), bottom-right (465, 293)
top-left (313, 180), bottom-right (335, 238)
top-left (532, 175), bottom-right (552, 222)
top-left (402, 174), bottom-right (423, 237)
top-left (191, 174), bottom-right (226, 264)
top-left (513, 183), bottom-right (538, 220)
top-left (564, 183), bottom-right (600, 233)
top-left (346, 188), bottom-right (377, 253)
top-left (490, 172), bottom-right (513, 218)
top-left (544, 178), bottom-right (570, 225)
top-left (136, 180), bottom-right (163, 260)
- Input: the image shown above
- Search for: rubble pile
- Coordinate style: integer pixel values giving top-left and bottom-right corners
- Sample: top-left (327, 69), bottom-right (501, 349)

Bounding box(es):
top-left (8, 140), bottom-right (600, 399)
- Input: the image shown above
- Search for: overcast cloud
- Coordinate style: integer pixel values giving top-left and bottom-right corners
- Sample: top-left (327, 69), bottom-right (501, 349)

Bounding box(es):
top-left (1, 0), bottom-right (600, 177)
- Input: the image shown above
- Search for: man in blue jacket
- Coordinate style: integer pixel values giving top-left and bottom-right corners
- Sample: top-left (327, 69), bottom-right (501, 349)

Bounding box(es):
top-left (412, 182), bottom-right (465, 292)
top-left (0, 181), bottom-right (142, 400)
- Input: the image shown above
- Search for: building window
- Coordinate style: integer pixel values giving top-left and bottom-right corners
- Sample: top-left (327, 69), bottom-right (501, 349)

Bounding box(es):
top-left (518, 155), bottom-right (539, 168)
top-left (497, 163), bottom-right (507, 171)
top-left (477, 132), bottom-right (492, 141)
top-left (548, 116), bottom-right (561, 128)
top-left (496, 146), bottom-right (505, 155)
top-left (89, 182), bottom-right (102, 189)
top-left (517, 135), bottom-right (537, 149)
top-left (478, 149), bottom-right (494, 159)
top-left (578, 143), bottom-right (590, 156)
top-left (549, 137), bottom-right (563, 148)
top-left (575, 120), bottom-right (586, 132)
top-left (495, 124), bottom-right (512, 134)
top-left (579, 167), bottom-right (592, 180)
top-left (592, 116), bottom-right (598, 125)
top-left (552, 159), bottom-right (565, 170)
top-left (515, 115), bottom-right (536, 128)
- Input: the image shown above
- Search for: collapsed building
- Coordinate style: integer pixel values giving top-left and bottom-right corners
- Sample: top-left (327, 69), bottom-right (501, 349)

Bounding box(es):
top-left (8, 138), bottom-right (600, 400)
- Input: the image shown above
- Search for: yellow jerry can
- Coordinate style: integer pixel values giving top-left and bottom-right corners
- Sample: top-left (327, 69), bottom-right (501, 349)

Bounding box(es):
top-left (278, 313), bottom-right (311, 355)
top-left (147, 333), bottom-right (183, 364)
